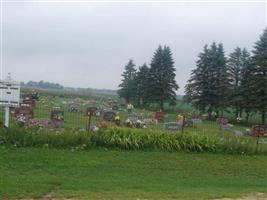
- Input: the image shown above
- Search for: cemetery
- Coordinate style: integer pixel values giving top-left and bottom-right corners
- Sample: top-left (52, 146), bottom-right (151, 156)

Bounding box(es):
top-left (0, 75), bottom-right (266, 146)
top-left (1, 9), bottom-right (267, 200)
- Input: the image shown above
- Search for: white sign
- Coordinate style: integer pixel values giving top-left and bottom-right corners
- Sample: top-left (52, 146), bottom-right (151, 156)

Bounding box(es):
top-left (0, 78), bottom-right (20, 107)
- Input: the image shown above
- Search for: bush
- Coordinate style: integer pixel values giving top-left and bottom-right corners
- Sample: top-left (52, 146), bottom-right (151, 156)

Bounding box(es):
top-left (0, 126), bottom-right (266, 155)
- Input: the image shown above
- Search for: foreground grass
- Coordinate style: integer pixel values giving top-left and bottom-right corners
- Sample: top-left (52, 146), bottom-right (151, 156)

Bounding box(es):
top-left (0, 148), bottom-right (267, 200)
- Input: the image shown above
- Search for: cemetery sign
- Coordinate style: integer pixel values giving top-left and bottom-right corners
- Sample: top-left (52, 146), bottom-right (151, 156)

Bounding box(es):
top-left (0, 76), bottom-right (20, 107)
top-left (0, 74), bottom-right (20, 127)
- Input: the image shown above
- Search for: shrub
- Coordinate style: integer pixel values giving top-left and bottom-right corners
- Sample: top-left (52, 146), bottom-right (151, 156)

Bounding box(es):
top-left (0, 126), bottom-right (266, 155)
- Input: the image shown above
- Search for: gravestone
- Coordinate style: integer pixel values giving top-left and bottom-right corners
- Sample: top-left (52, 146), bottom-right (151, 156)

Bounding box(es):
top-left (252, 125), bottom-right (266, 137)
top-left (154, 112), bottom-right (165, 122)
top-left (221, 124), bottom-right (231, 131)
top-left (143, 118), bottom-right (152, 125)
top-left (103, 111), bottom-right (116, 122)
top-left (191, 118), bottom-right (202, 124)
top-left (234, 131), bottom-right (243, 137)
top-left (21, 99), bottom-right (36, 108)
top-left (184, 120), bottom-right (194, 127)
top-left (217, 117), bottom-right (229, 125)
top-left (68, 103), bottom-right (80, 112)
top-left (164, 122), bottom-right (182, 131)
top-left (51, 110), bottom-right (64, 127)
top-left (86, 107), bottom-right (98, 116)
top-left (14, 107), bottom-right (34, 122)
top-left (217, 117), bottom-right (231, 130)
top-left (125, 113), bottom-right (142, 123)
top-left (112, 104), bottom-right (119, 111)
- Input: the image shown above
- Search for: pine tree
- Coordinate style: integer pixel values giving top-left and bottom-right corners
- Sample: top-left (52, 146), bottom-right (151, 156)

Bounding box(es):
top-left (147, 45), bottom-right (179, 110)
top-left (117, 59), bottom-right (137, 103)
top-left (250, 28), bottom-right (267, 124)
top-left (228, 47), bottom-right (251, 118)
top-left (133, 63), bottom-right (150, 107)
top-left (239, 57), bottom-right (254, 122)
top-left (185, 43), bottom-right (230, 116)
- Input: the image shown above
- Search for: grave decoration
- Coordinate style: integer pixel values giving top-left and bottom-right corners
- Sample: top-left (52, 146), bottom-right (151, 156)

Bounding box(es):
top-left (217, 117), bottom-right (232, 130)
top-left (114, 115), bottom-right (121, 126)
top-left (103, 111), bottom-right (116, 122)
top-left (154, 111), bottom-right (165, 122)
top-left (51, 110), bottom-right (64, 127)
top-left (28, 119), bottom-right (54, 128)
top-left (14, 107), bottom-right (34, 124)
top-left (252, 125), bottom-right (266, 137)
top-left (68, 103), bottom-right (80, 112)
top-left (127, 103), bottom-right (134, 113)
top-left (164, 122), bottom-right (182, 131)
top-left (85, 107), bottom-right (98, 131)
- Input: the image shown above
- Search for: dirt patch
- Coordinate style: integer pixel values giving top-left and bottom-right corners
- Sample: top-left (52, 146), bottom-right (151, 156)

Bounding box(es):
top-left (213, 193), bottom-right (267, 200)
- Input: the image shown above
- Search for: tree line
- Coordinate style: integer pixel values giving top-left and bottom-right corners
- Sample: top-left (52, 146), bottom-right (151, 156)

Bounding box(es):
top-left (118, 29), bottom-right (267, 124)
top-left (21, 81), bottom-right (64, 90)
top-left (184, 29), bottom-right (267, 124)
top-left (118, 45), bottom-right (179, 110)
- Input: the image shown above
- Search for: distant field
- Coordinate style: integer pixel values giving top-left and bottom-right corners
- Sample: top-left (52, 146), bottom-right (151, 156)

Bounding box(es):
top-left (0, 148), bottom-right (267, 200)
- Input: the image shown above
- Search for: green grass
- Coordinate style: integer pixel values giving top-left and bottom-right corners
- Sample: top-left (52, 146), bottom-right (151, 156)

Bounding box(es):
top-left (0, 148), bottom-right (267, 200)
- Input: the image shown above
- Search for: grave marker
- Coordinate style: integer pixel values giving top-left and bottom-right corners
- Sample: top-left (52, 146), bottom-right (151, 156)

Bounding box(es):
top-left (68, 103), bottom-right (80, 112)
top-left (14, 107), bottom-right (34, 122)
top-left (103, 111), bottom-right (116, 122)
top-left (252, 125), bottom-right (266, 137)
top-left (86, 107), bottom-right (98, 132)
top-left (154, 112), bottom-right (165, 122)
top-left (164, 122), bottom-right (182, 131)
top-left (51, 110), bottom-right (64, 127)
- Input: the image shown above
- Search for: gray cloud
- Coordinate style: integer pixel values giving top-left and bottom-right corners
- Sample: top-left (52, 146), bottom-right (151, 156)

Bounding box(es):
top-left (2, 1), bottom-right (265, 94)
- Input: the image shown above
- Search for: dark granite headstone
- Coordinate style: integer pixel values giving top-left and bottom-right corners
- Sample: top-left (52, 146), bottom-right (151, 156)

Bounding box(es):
top-left (252, 125), bottom-right (266, 137)
top-left (86, 107), bottom-right (98, 116)
top-left (164, 122), bottom-right (182, 131)
top-left (103, 111), bottom-right (116, 122)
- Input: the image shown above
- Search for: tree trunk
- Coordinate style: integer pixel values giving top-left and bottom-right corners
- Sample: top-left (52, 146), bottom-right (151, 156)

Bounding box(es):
top-left (235, 109), bottom-right (239, 119)
top-left (160, 99), bottom-right (164, 111)
top-left (245, 111), bottom-right (250, 122)
top-left (261, 111), bottom-right (266, 125)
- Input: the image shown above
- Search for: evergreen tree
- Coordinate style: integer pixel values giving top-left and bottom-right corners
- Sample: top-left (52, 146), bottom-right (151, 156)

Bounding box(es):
top-left (133, 63), bottom-right (150, 107)
top-left (146, 45), bottom-right (179, 110)
top-left (117, 59), bottom-right (137, 103)
top-left (228, 47), bottom-right (251, 118)
top-left (250, 28), bottom-right (267, 124)
top-left (185, 43), bottom-right (230, 116)
top-left (239, 57), bottom-right (254, 122)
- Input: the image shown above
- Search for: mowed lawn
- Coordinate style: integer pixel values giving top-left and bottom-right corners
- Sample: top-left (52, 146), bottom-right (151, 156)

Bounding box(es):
top-left (0, 148), bottom-right (267, 200)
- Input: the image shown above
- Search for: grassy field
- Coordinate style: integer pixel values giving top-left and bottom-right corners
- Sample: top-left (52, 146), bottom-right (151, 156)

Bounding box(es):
top-left (1, 148), bottom-right (267, 200)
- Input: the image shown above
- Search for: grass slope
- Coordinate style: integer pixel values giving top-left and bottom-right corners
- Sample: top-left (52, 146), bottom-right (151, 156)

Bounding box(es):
top-left (0, 148), bottom-right (267, 200)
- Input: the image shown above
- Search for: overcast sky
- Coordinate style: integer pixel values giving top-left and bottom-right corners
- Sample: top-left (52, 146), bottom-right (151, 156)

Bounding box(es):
top-left (2, 0), bottom-right (266, 94)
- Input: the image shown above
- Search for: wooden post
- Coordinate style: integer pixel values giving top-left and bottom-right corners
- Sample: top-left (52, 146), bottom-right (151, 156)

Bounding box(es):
top-left (181, 115), bottom-right (185, 133)
top-left (255, 135), bottom-right (260, 154)
top-left (87, 113), bottom-right (92, 133)
top-left (4, 106), bottom-right (10, 128)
